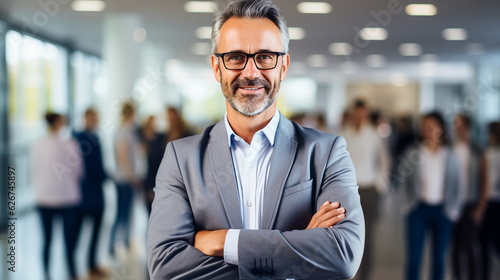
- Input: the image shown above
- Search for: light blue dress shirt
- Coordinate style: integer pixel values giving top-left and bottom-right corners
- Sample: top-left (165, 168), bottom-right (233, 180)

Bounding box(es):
top-left (223, 110), bottom-right (280, 265)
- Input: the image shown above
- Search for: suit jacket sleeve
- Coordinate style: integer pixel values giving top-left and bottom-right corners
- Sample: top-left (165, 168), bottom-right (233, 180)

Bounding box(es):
top-left (147, 142), bottom-right (239, 279)
top-left (236, 136), bottom-right (364, 280)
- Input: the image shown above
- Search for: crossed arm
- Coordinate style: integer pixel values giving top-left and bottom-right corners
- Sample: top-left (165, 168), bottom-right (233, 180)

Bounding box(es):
top-left (194, 201), bottom-right (346, 257)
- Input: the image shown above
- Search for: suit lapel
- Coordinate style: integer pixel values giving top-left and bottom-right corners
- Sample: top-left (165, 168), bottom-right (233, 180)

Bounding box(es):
top-left (209, 121), bottom-right (244, 229)
top-left (261, 115), bottom-right (297, 229)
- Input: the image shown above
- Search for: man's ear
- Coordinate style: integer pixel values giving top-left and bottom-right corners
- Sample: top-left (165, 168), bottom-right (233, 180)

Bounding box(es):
top-left (211, 55), bottom-right (221, 83)
top-left (280, 53), bottom-right (290, 81)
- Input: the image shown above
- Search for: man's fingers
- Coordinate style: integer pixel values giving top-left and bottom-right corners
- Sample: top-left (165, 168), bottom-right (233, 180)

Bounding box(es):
top-left (322, 213), bottom-right (346, 228)
top-left (318, 207), bottom-right (345, 223)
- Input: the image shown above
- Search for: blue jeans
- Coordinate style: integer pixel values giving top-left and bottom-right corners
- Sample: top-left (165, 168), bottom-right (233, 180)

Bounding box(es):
top-left (109, 183), bottom-right (134, 255)
top-left (406, 203), bottom-right (453, 280)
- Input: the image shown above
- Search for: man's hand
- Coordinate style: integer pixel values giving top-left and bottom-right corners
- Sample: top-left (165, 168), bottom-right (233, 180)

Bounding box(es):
top-left (194, 229), bottom-right (228, 257)
top-left (306, 201), bottom-right (346, 229)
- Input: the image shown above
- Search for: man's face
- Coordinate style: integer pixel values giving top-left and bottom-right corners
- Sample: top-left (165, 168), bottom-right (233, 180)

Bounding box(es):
top-left (211, 17), bottom-right (289, 117)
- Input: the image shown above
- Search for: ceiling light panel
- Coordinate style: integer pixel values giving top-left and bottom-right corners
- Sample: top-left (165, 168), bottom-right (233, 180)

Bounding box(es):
top-left (359, 27), bottom-right (388, 41)
top-left (288, 27), bottom-right (306, 40)
top-left (72, 0), bottom-right (106, 12)
top-left (191, 42), bottom-right (212, 55)
top-left (297, 2), bottom-right (332, 14)
top-left (399, 43), bottom-right (422, 56)
top-left (196, 26), bottom-right (212, 39)
top-left (184, 1), bottom-right (218, 13)
top-left (405, 4), bottom-right (437, 16)
top-left (329, 42), bottom-right (353, 56)
top-left (133, 28), bottom-right (147, 43)
top-left (442, 28), bottom-right (468, 40)
top-left (307, 54), bottom-right (328, 67)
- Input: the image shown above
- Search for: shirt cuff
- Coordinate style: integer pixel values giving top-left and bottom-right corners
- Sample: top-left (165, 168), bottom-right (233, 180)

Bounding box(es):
top-left (224, 229), bottom-right (240, 265)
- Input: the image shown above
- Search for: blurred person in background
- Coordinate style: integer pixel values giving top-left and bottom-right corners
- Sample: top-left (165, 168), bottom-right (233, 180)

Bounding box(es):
top-left (479, 121), bottom-right (500, 280)
top-left (73, 108), bottom-right (109, 278)
top-left (390, 115), bottom-right (417, 190)
top-left (342, 99), bottom-right (390, 280)
top-left (109, 101), bottom-right (143, 257)
top-left (450, 113), bottom-right (488, 280)
top-left (31, 112), bottom-right (83, 280)
top-left (165, 107), bottom-right (194, 143)
top-left (142, 108), bottom-right (193, 214)
top-left (401, 111), bottom-right (463, 280)
top-left (141, 115), bottom-right (165, 215)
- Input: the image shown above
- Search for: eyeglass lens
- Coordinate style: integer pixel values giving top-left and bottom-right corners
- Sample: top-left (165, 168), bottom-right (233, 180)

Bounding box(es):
top-left (223, 52), bottom-right (278, 70)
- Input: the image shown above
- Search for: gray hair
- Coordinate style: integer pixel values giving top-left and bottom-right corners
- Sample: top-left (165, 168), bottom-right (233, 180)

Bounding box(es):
top-left (211, 0), bottom-right (289, 53)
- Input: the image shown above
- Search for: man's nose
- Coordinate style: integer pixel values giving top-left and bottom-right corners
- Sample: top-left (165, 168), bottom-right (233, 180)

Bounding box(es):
top-left (241, 57), bottom-right (261, 80)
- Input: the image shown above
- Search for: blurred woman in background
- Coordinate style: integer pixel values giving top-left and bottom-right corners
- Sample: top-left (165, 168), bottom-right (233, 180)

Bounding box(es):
top-left (450, 113), bottom-right (488, 280)
top-left (109, 102), bottom-right (143, 257)
top-left (401, 111), bottom-right (463, 280)
top-left (479, 121), bottom-right (500, 280)
top-left (31, 112), bottom-right (83, 280)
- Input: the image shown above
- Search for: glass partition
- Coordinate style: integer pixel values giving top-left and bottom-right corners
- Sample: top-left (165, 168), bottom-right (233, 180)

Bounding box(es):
top-left (6, 30), bottom-right (69, 211)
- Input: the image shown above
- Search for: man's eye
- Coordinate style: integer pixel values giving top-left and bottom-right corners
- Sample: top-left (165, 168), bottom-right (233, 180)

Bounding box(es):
top-left (228, 54), bottom-right (245, 61)
top-left (257, 54), bottom-right (272, 60)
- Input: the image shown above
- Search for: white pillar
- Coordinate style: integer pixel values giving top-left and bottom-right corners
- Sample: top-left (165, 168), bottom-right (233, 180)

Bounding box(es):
top-left (419, 77), bottom-right (435, 113)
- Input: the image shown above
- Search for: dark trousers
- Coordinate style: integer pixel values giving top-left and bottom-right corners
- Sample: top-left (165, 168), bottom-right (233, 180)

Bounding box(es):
top-left (356, 187), bottom-right (379, 280)
top-left (109, 183), bottom-right (134, 255)
top-left (406, 203), bottom-right (453, 280)
top-left (479, 201), bottom-right (500, 280)
top-left (451, 204), bottom-right (479, 280)
top-left (75, 207), bottom-right (104, 270)
top-left (38, 206), bottom-right (79, 279)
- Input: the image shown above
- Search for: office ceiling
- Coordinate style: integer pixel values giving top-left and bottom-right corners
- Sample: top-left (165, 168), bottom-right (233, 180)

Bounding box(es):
top-left (2, 0), bottom-right (500, 75)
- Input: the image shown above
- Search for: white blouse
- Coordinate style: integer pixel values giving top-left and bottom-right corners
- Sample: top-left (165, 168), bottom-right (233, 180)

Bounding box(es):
top-left (31, 134), bottom-right (82, 207)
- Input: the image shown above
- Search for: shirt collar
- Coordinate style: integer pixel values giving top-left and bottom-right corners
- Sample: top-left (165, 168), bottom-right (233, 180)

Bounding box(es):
top-left (224, 109), bottom-right (280, 147)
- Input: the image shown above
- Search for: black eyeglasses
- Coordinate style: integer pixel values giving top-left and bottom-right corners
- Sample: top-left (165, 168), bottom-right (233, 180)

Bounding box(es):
top-left (214, 51), bottom-right (286, 70)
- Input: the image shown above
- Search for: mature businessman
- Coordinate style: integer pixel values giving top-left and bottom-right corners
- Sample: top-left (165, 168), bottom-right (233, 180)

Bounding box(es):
top-left (147, 0), bottom-right (364, 279)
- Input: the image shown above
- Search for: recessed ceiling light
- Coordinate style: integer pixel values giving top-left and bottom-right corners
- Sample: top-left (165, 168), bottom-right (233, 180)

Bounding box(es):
top-left (442, 28), bottom-right (468, 41)
top-left (289, 27), bottom-right (306, 40)
top-left (297, 2), bottom-right (332, 14)
top-left (466, 43), bottom-right (484, 55)
top-left (72, 0), bottom-right (106, 12)
top-left (133, 28), bottom-right (147, 43)
top-left (196, 26), bottom-right (212, 39)
top-left (366, 54), bottom-right (386, 67)
top-left (329, 42), bottom-right (353, 56)
top-left (307, 54), bottom-right (328, 67)
top-left (405, 4), bottom-right (437, 16)
top-left (191, 42), bottom-right (212, 55)
top-left (359, 27), bottom-right (388, 41)
top-left (399, 43), bottom-right (422, 56)
top-left (184, 1), bottom-right (218, 13)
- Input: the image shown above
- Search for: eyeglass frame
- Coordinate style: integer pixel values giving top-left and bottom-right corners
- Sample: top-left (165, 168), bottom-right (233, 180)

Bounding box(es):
top-left (214, 51), bottom-right (287, 70)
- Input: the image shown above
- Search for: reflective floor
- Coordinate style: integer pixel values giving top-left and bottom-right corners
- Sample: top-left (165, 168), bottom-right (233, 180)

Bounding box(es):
top-left (1, 185), bottom-right (499, 280)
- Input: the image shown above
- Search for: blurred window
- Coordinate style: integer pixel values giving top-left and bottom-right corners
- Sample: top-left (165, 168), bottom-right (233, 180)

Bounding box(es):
top-left (6, 30), bottom-right (69, 210)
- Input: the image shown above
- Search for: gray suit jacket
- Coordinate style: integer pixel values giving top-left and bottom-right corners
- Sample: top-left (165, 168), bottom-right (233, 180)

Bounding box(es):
top-left (147, 114), bottom-right (364, 280)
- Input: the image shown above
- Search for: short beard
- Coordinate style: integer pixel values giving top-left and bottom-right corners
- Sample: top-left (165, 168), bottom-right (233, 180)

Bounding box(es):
top-left (222, 76), bottom-right (280, 117)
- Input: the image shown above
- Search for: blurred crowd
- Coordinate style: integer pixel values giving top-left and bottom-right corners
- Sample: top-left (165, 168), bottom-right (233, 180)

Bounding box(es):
top-left (30, 102), bottom-right (194, 280)
top-left (293, 99), bottom-right (500, 280)
top-left (30, 100), bottom-right (500, 280)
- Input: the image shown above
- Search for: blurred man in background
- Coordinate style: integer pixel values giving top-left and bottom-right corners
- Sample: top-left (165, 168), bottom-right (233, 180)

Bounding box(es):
top-left (342, 99), bottom-right (390, 280)
top-left (74, 108), bottom-right (109, 278)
